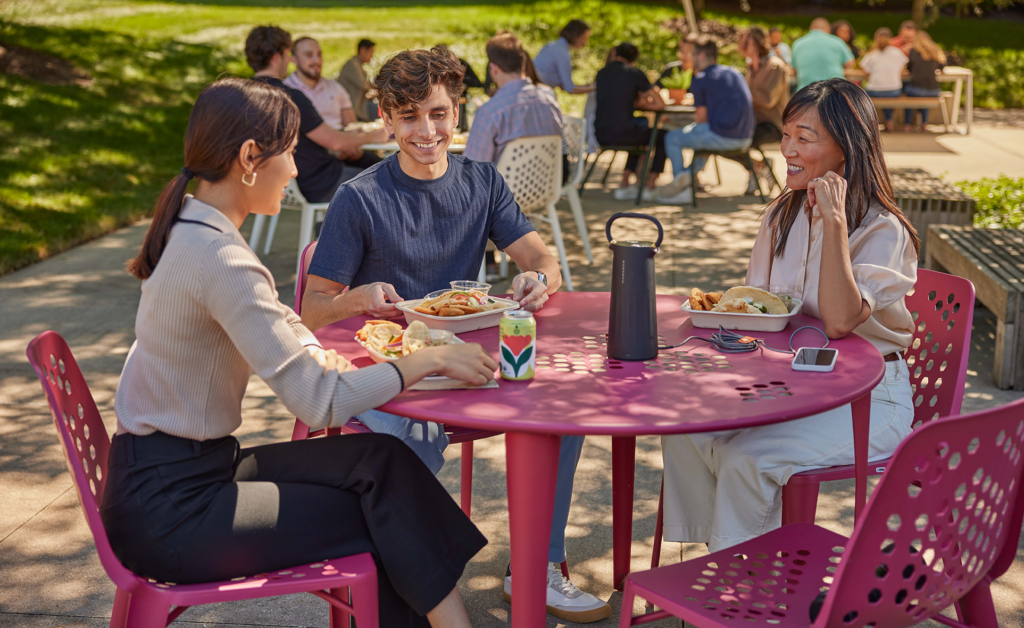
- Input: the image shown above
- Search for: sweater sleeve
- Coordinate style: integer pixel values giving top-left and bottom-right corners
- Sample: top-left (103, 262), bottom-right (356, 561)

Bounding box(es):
top-left (200, 238), bottom-right (402, 429)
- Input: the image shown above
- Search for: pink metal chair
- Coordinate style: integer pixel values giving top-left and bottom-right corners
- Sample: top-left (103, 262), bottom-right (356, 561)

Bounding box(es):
top-left (622, 396), bottom-right (1024, 628)
top-left (27, 331), bottom-right (379, 628)
top-left (649, 269), bottom-right (977, 570)
top-left (291, 241), bottom-right (501, 519)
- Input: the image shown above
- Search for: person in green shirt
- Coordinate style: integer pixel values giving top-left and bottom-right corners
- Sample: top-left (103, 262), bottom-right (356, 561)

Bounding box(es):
top-left (791, 18), bottom-right (855, 90)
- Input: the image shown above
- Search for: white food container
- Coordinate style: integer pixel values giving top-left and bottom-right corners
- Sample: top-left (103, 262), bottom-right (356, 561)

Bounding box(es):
top-left (682, 298), bottom-right (804, 333)
top-left (357, 335), bottom-right (465, 364)
top-left (396, 296), bottom-right (520, 334)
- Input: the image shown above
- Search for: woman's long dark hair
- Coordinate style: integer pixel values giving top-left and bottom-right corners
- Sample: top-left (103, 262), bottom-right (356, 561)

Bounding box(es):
top-left (127, 78), bottom-right (300, 280)
top-left (766, 78), bottom-right (920, 258)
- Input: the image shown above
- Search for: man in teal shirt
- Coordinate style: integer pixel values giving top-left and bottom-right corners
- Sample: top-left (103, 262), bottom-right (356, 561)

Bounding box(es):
top-left (792, 18), bottom-right (855, 90)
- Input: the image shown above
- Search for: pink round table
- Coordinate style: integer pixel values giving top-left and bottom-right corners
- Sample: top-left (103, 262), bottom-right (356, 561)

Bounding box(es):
top-left (316, 292), bottom-right (885, 628)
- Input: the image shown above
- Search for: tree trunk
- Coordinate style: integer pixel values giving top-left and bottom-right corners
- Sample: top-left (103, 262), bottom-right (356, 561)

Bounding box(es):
top-left (912, 0), bottom-right (927, 25)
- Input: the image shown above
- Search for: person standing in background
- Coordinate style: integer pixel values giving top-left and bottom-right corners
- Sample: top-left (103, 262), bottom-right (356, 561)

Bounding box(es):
top-left (860, 27), bottom-right (909, 132)
top-left (338, 39), bottom-right (376, 121)
top-left (791, 18), bottom-right (855, 91)
top-left (533, 19), bottom-right (596, 95)
top-left (905, 30), bottom-right (946, 132)
top-left (768, 27), bottom-right (792, 65)
top-left (738, 26), bottom-right (789, 194)
top-left (831, 19), bottom-right (860, 58)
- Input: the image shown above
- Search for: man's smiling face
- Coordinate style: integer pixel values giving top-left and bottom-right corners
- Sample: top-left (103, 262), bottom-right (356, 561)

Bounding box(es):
top-left (383, 84), bottom-right (457, 169)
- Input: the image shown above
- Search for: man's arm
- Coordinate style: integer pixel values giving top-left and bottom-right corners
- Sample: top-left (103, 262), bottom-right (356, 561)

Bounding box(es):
top-left (695, 106), bottom-right (708, 123)
top-left (636, 86), bottom-right (665, 111)
top-left (340, 107), bottom-right (357, 127)
top-left (503, 232), bottom-right (562, 311)
top-left (301, 274), bottom-right (403, 331)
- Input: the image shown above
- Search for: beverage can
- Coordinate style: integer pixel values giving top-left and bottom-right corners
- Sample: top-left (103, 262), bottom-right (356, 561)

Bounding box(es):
top-left (499, 310), bottom-right (536, 380)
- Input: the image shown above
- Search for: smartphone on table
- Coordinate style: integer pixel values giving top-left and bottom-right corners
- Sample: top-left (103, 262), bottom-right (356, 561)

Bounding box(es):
top-left (791, 347), bottom-right (839, 372)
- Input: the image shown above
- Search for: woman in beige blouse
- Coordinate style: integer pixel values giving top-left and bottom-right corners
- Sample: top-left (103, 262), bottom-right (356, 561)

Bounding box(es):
top-left (102, 78), bottom-right (497, 628)
top-left (661, 78), bottom-right (919, 552)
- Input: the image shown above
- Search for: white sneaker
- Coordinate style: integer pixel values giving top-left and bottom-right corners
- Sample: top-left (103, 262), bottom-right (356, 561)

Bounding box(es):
top-left (745, 171), bottom-right (761, 196)
top-left (612, 185), bottom-right (639, 201)
top-left (657, 186), bottom-right (693, 205)
top-left (503, 562), bottom-right (612, 623)
top-left (656, 172), bottom-right (691, 201)
top-left (641, 187), bottom-right (658, 202)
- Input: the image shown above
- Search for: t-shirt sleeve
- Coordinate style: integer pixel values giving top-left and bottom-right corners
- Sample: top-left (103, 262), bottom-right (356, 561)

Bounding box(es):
top-left (690, 75), bottom-right (707, 108)
top-left (290, 88), bottom-right (325, 135)
top-left (485, 164), bottom-right (535, 249)
top-left (850, 213), bottom-right (918, 313)
top-left (633, 67), bottom-right (653, 94)
top-left (840, 42), bottom-right (855, 64)
top-left (307, 186), bottom-right (368, 286)
top-left (332, 80), bottom-right (353, 110)
top-left (556, 50), bottom-right (577, 92)
top-left (859, 51), bottom-right (876, 73)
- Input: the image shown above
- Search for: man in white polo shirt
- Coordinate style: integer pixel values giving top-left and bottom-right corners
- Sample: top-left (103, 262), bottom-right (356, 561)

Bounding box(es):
top-left (284, 36), bottom-right (382, 170)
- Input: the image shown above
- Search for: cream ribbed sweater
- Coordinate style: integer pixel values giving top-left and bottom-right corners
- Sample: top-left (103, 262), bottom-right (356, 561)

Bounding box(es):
top-left (114, 197), bottom-right (401, 440)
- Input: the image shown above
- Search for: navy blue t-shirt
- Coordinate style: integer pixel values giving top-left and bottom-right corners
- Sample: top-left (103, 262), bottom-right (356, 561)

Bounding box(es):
top-left (308, 153), bottom-right (535, 299)
top-left (689, 64), bottom-right (755, 140)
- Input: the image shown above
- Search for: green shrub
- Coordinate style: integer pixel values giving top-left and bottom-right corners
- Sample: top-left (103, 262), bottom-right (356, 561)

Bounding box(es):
top-left (956, 176), bottom-right (1024, 229)
top-left (961, 49), bottom-right (1024, 109)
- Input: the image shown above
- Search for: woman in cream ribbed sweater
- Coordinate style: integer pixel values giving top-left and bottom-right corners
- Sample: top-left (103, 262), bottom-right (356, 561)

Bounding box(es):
top-left (101, 78), bottom-right (496, 628)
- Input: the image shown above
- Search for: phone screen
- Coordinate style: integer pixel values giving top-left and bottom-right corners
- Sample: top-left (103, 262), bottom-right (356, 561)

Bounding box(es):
top-left (794, 348), bottom-right (838, 366)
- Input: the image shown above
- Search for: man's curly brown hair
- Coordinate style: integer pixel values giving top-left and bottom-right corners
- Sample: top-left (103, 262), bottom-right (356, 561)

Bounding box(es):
top-left (373, 46), bottom-right (465, 116)
top-left (245, 25), bottom-right (291, 72)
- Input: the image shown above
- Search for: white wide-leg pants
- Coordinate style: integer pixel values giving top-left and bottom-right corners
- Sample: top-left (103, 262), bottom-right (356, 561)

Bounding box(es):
top-left (661, 359), bottom-right (914, 552)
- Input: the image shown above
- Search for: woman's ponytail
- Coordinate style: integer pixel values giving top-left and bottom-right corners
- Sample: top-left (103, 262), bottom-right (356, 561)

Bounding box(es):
top-left (126, 171), bottom-right (192, 280)
top-left (125, 78), bottom-right (300, 281)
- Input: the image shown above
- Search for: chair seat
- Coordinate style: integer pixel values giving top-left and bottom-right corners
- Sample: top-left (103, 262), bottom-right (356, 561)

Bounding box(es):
top-left (628, 523), bottom-right (846, 628)
top-left (128, 553), bottom-right (376, 607)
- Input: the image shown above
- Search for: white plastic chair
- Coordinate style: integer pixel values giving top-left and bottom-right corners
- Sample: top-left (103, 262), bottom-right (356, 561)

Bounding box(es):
top-left (248, 179), bottom-right (329, 276)
top-left (561, 116), bottom-right (593, 264)
top-left (494, 135), bottom-right (573, 291)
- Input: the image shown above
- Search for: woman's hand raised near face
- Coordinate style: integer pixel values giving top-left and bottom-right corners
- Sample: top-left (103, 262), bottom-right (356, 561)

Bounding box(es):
top-left (807, 171), bottom-right (848, 230)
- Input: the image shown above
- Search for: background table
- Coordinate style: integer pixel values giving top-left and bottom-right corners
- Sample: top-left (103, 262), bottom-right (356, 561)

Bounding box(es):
top-left (316, 292), bottom-right (884, 628)
top-left (843, 66), bottom-right (974, 134)
top-left (636, 104), bottom-right (697, 205)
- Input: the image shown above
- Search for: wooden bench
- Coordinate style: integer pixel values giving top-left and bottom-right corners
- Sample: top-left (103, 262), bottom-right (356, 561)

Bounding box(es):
top-left (927, 225), bottom-right (1024, 390)
top-left (890, 168), bottom-right (975, 261)
top-left (871, 96), bottom-right (951, 132)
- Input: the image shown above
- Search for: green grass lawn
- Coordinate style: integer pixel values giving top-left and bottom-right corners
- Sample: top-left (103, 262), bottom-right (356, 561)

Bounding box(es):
top-left (1, 0), bottom-right (1022, 274)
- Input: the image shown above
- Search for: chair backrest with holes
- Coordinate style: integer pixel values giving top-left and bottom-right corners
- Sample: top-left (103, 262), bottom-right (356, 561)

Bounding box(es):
top-left (562, 117), bottom-right (587, 188)
top-left (904, 269), bottom-right (975, 428)
top-left (282, 178), bottom-right (308, 211)
top-left (818, 398), bottom-right (1024, 628)
top-left (26, 331), bottom-right (137, 590)
top-left (494, 135), bottom-right (562, 213)
top-left (294, 240), bottom-right (318, 315)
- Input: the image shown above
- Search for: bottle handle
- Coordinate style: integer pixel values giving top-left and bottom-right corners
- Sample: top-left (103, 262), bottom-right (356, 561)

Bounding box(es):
top-left (605, 212), bottom-right (664, 249)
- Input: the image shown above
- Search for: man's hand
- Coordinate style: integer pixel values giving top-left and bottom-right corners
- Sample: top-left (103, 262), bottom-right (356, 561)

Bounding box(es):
top-left (366, 127), bottom-right (389, 144)
top-left (512, 272), bottom-right (549, 312)
top-left (348, 282), bottom-right (404, 318)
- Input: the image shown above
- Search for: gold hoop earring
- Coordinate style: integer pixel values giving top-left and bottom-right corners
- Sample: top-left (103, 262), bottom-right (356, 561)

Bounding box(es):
top-left (241, 171), bottom-right (257, 187)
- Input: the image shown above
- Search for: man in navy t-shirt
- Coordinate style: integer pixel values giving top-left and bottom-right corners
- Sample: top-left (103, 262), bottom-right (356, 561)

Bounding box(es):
top-left (657, 38), bottom-right (755, 204)
top-left (301, 46), bottom-right (609, 624)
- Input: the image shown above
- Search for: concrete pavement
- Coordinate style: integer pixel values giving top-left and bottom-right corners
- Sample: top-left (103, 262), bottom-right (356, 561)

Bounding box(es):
top-left (2, 119), bottom-right (1023, 627)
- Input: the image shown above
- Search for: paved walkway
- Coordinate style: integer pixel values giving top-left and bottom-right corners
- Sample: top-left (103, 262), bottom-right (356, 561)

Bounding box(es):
top-left (2, 122), bottom-right (1023, 627)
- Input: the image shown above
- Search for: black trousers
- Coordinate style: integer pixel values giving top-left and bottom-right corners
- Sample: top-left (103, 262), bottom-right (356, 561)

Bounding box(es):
top-left (596, 120), bottom-right (668, 176)
top-left (752, 121), bottom-right (782, 148)
top-left (100, 431), bottom-right (487, 627)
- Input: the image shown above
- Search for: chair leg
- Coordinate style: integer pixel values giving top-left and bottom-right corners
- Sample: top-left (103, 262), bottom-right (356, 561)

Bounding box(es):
top-left (124, 594), bottom-right (171, 628)
top-left (600, 151), bottom-right (617, 187)
top-left (745, 155), bottom-right (767, 203)
top-left (619, 579), bottom-right (638, 628)
top-left (781, 481), bottom-right (821, 525)
top-left (578, 152), bottom-right (601, 197)
top-left (565, 186), bottom-right (593, 263)
top-left (291, 419), bottom-right (312, 442)
top-left (546, 203), bottom-right (573, 291)
top-left (757, 147), bottom-right (782, 192)
top-left (248, 214), bottom-right (267, 251)
top-left (559, 560), bottom-right (570, 579)
top-left (297, 203), bottom-right (316, 277)
top-left (460, 440), bottom-right (474, 517)
top-left (651, 475), bottom-right (664, 570)
top-left (328, 586), bottom-right (351, 628)
top-left (109, 588), bottom-right (130, 628)
top-left (263, 212), bottom-right (280, 256)
top-left (955, 577), bottom-right (999, 628)
top-left (713, 155), bottom-right (722, 187)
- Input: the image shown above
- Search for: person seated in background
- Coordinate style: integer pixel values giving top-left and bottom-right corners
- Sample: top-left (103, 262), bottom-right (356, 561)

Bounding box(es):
top-left (463, 33), bottom-right (564, 174)
top-left (247, 26), bottom-right (388, 203)
top-left (768, 27), bottom-right (792, 66)
top-left (658, 37), bottom-right (754, 204)
top-left (791, 18), bottom-right (855, 90)
top-left (303, 46), bottom-right (610, 624)
top-left (831, 19), bottom-right (860, 58)
top-left (904, 30), bottom-right (947, 132)
top-left (737, 26), bottom-right (789, 194)
top-left (657, 34), bottom-right (696, 87)
top-left (860, 27), bottom-right (909, 132)
top-left (593, 42), bottom-right (667, 201)
top-left (660, 78), bottom-right (918, 554)
top-left (284, 36), bottom-right (382, 171)
top-left (338, 39), bottom-right (376, 121)
top-left (889, 20), bottom-right (917, 56)
top-left (534, 19), bottom-right (596, 95)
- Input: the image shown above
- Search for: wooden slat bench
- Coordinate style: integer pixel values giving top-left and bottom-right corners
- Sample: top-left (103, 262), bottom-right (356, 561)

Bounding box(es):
top-left (926, 225), bottom-right (1024, 390)
top-left (871, 95), bottom-right (951, 132)
top-left (890, 168), bottom-right (975, 261)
